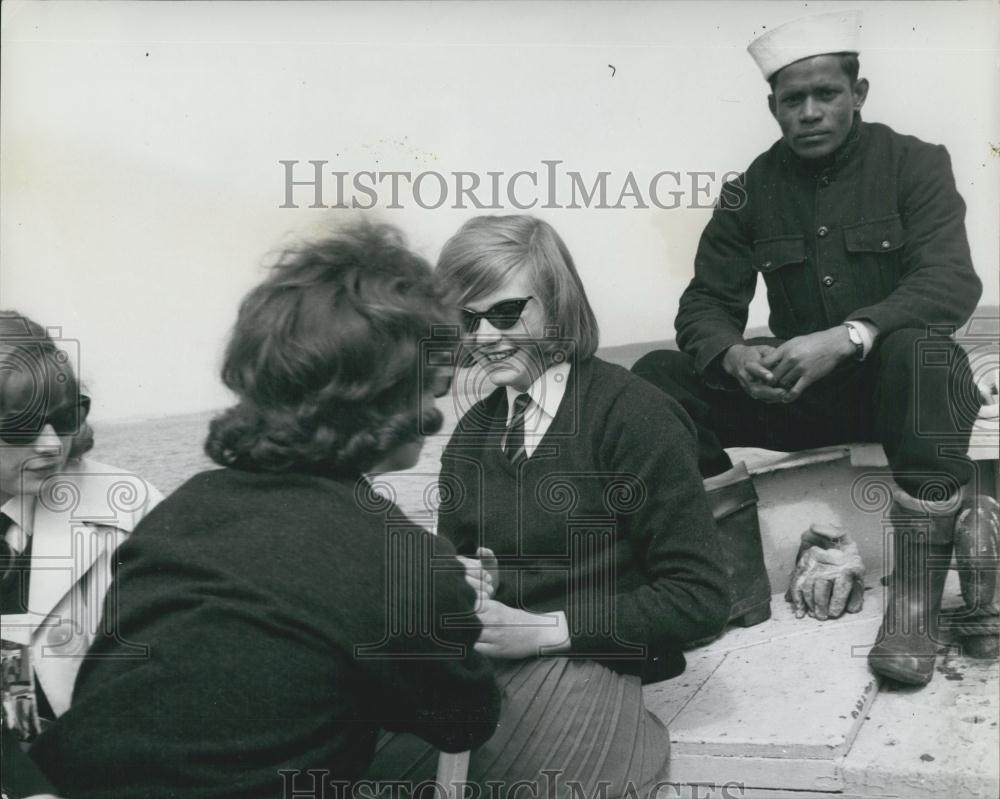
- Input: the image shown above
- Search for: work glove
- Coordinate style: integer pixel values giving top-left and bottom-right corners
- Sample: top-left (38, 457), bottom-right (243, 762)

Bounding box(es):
top-left (786, 524), bottom-right (865, 620)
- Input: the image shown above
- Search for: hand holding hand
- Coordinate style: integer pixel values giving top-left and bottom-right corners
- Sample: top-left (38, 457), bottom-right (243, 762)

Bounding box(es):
top-left (760, 327), bottom-right (855, 402)
top-left (456, 548), bottom-right (499, 600)
top-left (787, 527), bottom-right (865, 620)
top-left (474, 600), bottom-right (570, 659)
top-left (722, 344), bottom-right (787, 403)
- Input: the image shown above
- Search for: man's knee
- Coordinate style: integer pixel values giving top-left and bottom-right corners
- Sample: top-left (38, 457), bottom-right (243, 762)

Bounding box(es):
top-left (878, 328), bottom-right (973, 383)
top-left (631, 349), bottom-right (696, 386)
top-left (876, 327), bottom-right (980, 437)
top-left (877, 328), bottom-right (924, 366)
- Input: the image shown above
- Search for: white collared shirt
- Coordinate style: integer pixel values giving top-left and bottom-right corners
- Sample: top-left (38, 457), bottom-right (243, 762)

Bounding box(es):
top-left (503, 361), bottom-right (572, 459)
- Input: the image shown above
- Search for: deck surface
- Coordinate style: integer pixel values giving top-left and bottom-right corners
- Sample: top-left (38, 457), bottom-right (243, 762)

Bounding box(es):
top-left (642, 582), bottom-right (998, 798)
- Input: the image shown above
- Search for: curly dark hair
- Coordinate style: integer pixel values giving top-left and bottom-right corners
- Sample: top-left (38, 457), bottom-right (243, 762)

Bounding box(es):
top-left (0, 311), bottom-right (94, 458)
top-left (205, 220), bottom-right (456, 476)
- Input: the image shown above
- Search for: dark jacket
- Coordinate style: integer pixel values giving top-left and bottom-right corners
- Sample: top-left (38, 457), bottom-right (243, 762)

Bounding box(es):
top-left (675, 118), bottom-right (982, 376)
top-left (30, 468), bottom-right (500, 799)
top-left (437, 357), bottom-right (730, 684)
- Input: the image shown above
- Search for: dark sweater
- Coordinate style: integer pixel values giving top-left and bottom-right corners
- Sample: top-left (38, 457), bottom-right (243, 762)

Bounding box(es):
top-left (438, 357), bottom-right (729, 683)
top-left (30, 468), bottom-right (500, 799)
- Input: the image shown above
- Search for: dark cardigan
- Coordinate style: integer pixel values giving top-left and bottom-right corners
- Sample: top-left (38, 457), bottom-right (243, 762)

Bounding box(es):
top-left (438, 356), bottom-right (730, 683)
top-left (31, 468), bottom-right (500, 799)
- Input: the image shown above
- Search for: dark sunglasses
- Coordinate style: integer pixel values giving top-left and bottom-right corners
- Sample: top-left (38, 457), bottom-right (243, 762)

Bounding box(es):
top-left (460, 297), bottom-right (534, 334)
top-left (0, 395), bottom-right (91, 445)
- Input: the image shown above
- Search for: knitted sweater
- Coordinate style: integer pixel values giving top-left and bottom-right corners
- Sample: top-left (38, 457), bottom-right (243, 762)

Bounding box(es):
top-left (438, 357), bottom-right (729, 683)
top-left (31, 468), bottom-right (500, 798)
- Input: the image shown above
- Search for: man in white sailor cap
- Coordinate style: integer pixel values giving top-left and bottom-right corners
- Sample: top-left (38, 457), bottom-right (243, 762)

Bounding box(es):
top-left (633, 10), bottom-right (997, 687)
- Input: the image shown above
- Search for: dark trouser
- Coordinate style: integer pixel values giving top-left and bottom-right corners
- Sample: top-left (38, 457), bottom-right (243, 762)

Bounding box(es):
top-left (631, 329), bottom-right (981, 498)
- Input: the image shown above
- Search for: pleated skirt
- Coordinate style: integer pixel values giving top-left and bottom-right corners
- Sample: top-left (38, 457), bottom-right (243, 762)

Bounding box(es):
top-left (367, 657), bottom-right (669, 799)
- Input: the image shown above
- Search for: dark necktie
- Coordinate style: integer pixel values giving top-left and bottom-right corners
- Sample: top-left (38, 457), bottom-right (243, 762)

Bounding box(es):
top-left (504, 393), bottom-right (532, 466)
top-left (0, 512), bottom-right (30, 615)
top-left (0, 512), bottom-right (16, 578)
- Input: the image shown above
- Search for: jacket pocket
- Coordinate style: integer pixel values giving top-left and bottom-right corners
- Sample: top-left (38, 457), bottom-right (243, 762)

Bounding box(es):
top-left (751, 235), bottom-right (806, 273)
top-left (843, 214), bottom-right (905, 253)
top-left (843, 214), bottom-right (904, 302)
top-left (751, 235), bottom-right (806, 333)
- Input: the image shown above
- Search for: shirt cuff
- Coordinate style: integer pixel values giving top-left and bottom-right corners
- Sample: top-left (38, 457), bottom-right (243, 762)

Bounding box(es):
top-left (844, 320), bottom-right (877, 361)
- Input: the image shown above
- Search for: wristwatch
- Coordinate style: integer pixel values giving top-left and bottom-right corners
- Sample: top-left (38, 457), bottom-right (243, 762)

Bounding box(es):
top-left (844, 323), bottom-right (864, 361)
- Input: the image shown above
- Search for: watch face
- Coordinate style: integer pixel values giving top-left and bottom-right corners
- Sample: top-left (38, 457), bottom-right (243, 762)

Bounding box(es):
top-left (845, 325), bottom-right (864, 358)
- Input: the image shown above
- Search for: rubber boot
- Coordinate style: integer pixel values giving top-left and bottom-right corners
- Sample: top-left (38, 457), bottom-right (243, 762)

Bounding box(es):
top-left (952, 494), bottom-right (1000, 659)
top-left (703, 461), bottom-right (772, 628)
top-left (868, 489), bottom-right (957, 686)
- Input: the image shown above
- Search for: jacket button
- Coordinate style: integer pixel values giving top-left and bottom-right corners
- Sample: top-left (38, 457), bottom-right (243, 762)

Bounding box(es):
top-left (819, 175), bottom-right (831, 187)
top-left (817, 226), bottom-right (829, 237)
top-left (822, 275), bottom-right (835, 287)
top-left (881, 240), bottom-right (892, 249)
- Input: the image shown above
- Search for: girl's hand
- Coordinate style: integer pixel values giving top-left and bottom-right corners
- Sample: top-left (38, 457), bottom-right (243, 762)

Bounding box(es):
top-left (475, 547), bottom-right (500, 589)
top-left (456, 548), bottom-right (500, 599)
top-left (474, 600), bottom-right (570, 659)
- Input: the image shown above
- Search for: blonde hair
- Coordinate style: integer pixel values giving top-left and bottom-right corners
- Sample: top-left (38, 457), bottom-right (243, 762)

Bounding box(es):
top-left (436, 215), bottom-right (599, 360)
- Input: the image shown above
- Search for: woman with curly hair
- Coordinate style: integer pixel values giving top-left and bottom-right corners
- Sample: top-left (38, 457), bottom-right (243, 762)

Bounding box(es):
top-left (29, 222), bottom-right (501, 798)
top-left (369, 215), bottom-right (730, 798)
top-left (0, 312), bottom-right (163, 799)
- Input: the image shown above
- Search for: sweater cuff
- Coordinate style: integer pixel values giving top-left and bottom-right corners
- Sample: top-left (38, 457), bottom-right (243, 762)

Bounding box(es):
top-left (564, 608), bottom-right (647, 659)
top-left (693, 333), bottom-right (745, 387)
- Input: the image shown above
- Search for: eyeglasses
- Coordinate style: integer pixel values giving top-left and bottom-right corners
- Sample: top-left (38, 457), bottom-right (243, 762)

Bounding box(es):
top-left (0, 395), bottom-right (91, 445)
top-left (460, 297), bottom-right (534, 334)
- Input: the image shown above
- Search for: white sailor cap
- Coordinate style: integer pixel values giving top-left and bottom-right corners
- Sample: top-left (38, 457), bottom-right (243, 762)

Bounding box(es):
top-left (748, 10), bottom-right (862, 81)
